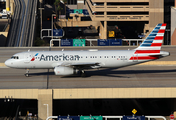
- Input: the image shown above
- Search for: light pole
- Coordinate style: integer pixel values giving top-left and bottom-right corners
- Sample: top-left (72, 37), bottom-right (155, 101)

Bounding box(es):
top-left (39, 8), bottom-right (44, 31)
top-left (43, 104), bottom-right (49, 118)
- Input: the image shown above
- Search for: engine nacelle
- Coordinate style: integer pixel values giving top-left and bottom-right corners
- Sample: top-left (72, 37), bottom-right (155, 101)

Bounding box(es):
top-left (54, 66), bottom-right (77, 75)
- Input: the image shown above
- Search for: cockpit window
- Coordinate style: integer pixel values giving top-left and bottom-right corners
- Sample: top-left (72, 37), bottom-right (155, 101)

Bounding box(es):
top-left (11, 56), bottom-right (19, 59)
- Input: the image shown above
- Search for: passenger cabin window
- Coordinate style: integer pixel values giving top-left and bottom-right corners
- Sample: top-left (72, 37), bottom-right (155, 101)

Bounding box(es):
top-left (11, 56), bottom-right (19, 59)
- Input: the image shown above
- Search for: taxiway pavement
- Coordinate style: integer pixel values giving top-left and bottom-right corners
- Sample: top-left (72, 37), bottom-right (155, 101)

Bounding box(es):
top-left (0, 66), bottom-right (176, 89)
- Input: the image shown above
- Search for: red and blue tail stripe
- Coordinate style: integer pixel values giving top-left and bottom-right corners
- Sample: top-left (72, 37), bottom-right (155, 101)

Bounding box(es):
top-left (130, 23), bottom-right (166, 61)
top-left (136, 23), bottom-right (166, 51)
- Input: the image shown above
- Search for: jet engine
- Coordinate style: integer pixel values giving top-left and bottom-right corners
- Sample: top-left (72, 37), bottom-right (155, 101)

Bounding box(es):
top-left (54, 66), bottom-right (78, 75)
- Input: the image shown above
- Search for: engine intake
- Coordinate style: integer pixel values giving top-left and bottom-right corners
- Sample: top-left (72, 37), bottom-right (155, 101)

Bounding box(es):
top-left (54, 66), bottom-right (77, 75)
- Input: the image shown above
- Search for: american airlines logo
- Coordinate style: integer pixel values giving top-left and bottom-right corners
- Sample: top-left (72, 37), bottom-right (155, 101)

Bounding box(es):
top-left (39, 54), bottom-right (80, 61)
top-left (31, 53), bottom-right (39, 61)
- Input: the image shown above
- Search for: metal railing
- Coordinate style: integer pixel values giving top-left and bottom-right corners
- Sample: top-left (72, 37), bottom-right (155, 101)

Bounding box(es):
top-left (49, 39), bottom-right (144, 47)
top-left (123, 39), bottom-right (144, 46)
top-left (41, 29), bottom-right (65, 40)
top-left (46, 116), bottom-right (166, 120)
top-left (41, 29), bottom-right (52, 39)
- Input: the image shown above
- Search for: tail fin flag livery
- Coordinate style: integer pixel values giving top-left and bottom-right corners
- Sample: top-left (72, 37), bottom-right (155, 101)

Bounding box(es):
top-left (130, 23), bottom-right (167, 61)
top-left (137, 23), bottom-right (166, 50)
top-left (5, 23), bottom-right (170, 77)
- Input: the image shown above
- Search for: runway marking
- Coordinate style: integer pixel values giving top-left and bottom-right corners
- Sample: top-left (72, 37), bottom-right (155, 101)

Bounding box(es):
top-left (138, 61), bottom-right (176, 65)
top-left (0, 63), bottom-right (8, 68)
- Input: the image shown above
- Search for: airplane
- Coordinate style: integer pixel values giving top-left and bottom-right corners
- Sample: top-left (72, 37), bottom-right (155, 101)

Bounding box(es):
top-left (5, 23), bottom-right (169, 77)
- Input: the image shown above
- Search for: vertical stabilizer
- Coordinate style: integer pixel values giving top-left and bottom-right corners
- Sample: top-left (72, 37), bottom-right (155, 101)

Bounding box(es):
top-left (135, 23), bottom-right (167, 53)
top-left (130, 23), bottom-right (167, 61)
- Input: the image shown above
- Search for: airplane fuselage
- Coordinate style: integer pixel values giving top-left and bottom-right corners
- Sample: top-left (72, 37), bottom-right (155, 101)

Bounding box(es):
top-left (5, 50), bottom-right (144, 69)
top-left (5, 49), bottom-right (168, 69)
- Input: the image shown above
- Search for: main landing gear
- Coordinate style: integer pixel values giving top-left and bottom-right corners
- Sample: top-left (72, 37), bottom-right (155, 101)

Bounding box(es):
top-left (25, 69), bottom-right (29, 77)
top-left (80, 70), bottom-right (86, 77)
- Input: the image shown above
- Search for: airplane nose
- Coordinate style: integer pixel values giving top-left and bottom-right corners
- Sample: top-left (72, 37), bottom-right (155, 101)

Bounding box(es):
top-left (5, 59), bottom-right (11, 67)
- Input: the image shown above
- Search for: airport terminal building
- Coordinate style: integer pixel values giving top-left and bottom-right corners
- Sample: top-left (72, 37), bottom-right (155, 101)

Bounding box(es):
top-left (53, 0), bottom-right (174, 44)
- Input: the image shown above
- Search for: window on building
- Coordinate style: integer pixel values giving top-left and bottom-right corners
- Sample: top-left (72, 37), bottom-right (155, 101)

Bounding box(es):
top-left (107, 2), bottom-right (149, 5)
top-left (67, 0), bottom-right (77, 5)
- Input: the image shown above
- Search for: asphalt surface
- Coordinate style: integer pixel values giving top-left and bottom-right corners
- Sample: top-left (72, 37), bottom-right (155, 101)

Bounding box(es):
top-left (0, 46), bottom-right (176, 89)
top-left (7, 0), bottom-right (25, 47)
top-left (0, 66), bottom-right (176, 89)
top-left (20, 0), bottom-right (37, 47)
top-left (7, 0), bottom-right (37, 47)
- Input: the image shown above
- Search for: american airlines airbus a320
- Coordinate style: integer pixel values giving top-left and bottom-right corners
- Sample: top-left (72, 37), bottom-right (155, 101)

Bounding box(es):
top-left (5, 23), bottom-right (169, 77)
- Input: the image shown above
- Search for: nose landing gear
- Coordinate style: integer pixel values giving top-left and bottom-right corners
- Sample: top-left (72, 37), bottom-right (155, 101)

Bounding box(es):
top-left (25, 69), bottom-right (29, 77)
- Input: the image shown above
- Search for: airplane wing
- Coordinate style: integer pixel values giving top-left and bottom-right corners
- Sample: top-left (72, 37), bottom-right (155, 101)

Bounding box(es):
top-left (52, 62), bottom-right (101, 69)
top-left (62, 62), bottom-right (100, 67)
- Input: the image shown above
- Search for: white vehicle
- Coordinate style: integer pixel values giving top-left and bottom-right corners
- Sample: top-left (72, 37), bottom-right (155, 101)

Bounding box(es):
top-left (0, 9), bottom-right (10, 19)
top-left (0, 13), bottom-right (7, 19)
top-left (5, 23), bottom-right (169, 77)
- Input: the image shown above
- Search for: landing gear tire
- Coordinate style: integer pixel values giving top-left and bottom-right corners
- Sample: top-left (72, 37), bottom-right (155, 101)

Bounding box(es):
top-left (25, 73), bottom-right (29, 77)
top-left (81, 70), bottom-right (86, 77)
top-left (25, 69), bottom-right (29, 77)
top-left (81, 73), bottom-right (86, 77)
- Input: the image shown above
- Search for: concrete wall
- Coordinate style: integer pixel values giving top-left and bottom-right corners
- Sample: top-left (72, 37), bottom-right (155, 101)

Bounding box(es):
top-left (0, 32), bottom-right (8, 37)
top-left (10, 0), bottom-right (14, 14)
top-left (171, 7), bottom-right (176, 45)
top-left (77, 0), bottom-right (84, 9)
top-left (67, 5), bottom-right (77, 9)
top-left (99, 21), bottom-right (107, 39)
top-left (6, 0), bottom-right (10, 11)
top-left (38, 89), bottom-right (52, 120)
top-left (149, 0), bottom-right (164, 32)
top-left (2, 88), bottom-right (176, 100)
top-left (0, 89), bottom-right (52, 120)
top-left (1, 88), bottom-right (176, 119)
top-left (57, 21), bottom-right (100, 27)
top-left (67, 0), bottom-right (165, 39)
